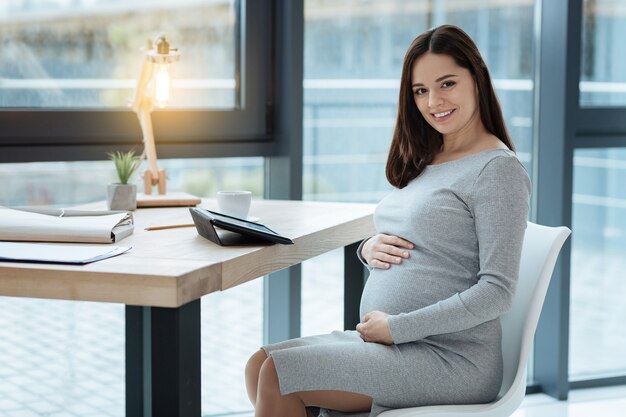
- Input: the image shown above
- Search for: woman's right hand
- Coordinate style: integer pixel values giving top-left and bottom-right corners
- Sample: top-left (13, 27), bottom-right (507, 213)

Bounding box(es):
top-left (361, 234), bottom-right (414, 269)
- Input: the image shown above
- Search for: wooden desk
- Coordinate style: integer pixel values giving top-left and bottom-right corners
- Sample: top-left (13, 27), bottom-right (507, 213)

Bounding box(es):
top-left (0, 199), bottom-right (376, 417)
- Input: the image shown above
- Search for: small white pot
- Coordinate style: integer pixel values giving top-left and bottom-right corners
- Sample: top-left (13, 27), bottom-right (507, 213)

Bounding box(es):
top-left (107, 183), bottom-right (137, 211)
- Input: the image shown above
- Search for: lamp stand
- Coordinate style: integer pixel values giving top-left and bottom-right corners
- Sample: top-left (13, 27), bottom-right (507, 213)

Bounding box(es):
top-left (136, 104), bottom-right (167, 195)
top-left (131, 42), bottom-right (200, 208)
top-left (143, 169), bottom-right (167, 195)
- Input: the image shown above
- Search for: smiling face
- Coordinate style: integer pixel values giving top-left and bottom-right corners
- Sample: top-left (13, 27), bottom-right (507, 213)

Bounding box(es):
top-left (411, 52), bottom-right (481, 140)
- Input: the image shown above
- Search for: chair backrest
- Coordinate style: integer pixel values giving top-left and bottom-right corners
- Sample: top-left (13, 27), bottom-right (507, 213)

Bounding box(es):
top-left (497, 222), bottom-right (570, 403)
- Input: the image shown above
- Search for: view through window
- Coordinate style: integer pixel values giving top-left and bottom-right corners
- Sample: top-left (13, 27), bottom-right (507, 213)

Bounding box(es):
top-left (0, 0), bottom-right (237, 108)
top-left (580, 0), bottom-right (626, 106)
top-left (570, 148), bottom-right (626, 379)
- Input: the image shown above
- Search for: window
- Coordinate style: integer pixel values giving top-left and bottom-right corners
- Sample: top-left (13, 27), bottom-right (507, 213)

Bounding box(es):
top-left (0, 0), bottom-right (237, 109)
top-left (0, 157), bottom-right (264, 207)
top-left (0, 298), bottom-right (125, 416)
top-left (580, 0), bottom-right (626, 106)
top-left (201, 280), bottom-right (263, 415)
top-left (570, 148), bottom-right (626, 379)
top-left (0, 0), bottom-right (271, 158)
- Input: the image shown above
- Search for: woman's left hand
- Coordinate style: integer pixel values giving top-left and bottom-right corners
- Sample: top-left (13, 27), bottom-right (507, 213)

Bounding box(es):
top-left (356, 311), bottom-right (393, 345)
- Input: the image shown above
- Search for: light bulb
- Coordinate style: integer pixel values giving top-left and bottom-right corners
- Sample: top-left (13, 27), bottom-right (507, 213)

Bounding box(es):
top-left (155, 64), bottom-right (171, 107)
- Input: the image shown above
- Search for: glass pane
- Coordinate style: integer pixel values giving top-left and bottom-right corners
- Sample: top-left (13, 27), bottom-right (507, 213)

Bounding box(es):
top-left (580, 0), bottom-right (626, 106)
top-left (0, 298), bottom-right (124, 416)
top-left (201, 279), bottom-right (262, 415)
top-left (0, 157), bottom-right (263, 207)
top-left (570, 148), bottom-right (626, 379)
top-left (0, 157), bottom-right (264, 415)
top-left (303, 0), bottom-right (534, 204)
top-left (0, 0), bottom-right (237, 109)
top-left (301, 0), bottom-right (536, 386)
top-left (301, 249), bottom-right (344, 337)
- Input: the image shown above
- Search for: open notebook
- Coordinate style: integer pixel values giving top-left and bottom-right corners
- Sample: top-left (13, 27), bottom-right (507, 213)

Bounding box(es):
top-left (0, 206), bottom-right (134, 244)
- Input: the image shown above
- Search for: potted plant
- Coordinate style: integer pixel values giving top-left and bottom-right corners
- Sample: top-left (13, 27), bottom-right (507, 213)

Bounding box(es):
top-left (107, 150), bottom-right (141, 210)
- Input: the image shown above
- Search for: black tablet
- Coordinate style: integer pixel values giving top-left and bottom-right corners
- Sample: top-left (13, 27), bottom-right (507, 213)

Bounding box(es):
top-left (189, 208), bottom-right (293, 246)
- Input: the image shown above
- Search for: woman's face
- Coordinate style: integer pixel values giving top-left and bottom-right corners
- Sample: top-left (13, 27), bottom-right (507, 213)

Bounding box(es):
top-left (411, 52), bottom-right (480, 139)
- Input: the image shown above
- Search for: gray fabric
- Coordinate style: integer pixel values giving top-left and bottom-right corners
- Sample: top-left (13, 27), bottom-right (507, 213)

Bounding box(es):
top-left (262, 149), bottom-right (530, 417)
top-left (356, 238), bottom-right (373, 272)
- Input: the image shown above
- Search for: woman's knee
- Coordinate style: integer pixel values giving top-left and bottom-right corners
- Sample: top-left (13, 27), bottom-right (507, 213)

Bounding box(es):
top-left (245, 349), bottom-right (268, 378)
top-left (258, 356), bottom-right (278, 382)
top-left (245, 349), bottom-right (270, 406)
top-left (257, 357), bottom-right (281, 395)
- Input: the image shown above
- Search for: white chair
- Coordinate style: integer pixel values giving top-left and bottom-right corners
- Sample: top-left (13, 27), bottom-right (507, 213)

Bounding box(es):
top-left (378, 222), bottom-right (571, 417)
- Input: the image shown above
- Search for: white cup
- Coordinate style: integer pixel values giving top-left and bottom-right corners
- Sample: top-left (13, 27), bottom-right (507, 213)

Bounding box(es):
top-left (216, 190), bottom-right (252, 219)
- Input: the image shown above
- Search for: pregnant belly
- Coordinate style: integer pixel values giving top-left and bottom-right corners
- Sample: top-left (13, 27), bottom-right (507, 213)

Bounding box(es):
top-left (359, 265), bottom-right (467, 320)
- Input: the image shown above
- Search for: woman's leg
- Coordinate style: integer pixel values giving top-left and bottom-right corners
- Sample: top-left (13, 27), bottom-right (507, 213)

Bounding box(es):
top-left (245, 349), bottom-right (268, 406)
top-left (255, 357), bottom-right (372, 417)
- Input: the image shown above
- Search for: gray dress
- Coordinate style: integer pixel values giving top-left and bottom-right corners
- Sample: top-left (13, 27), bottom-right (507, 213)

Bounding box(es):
top-left (262, 148), bottom-right (531, 417)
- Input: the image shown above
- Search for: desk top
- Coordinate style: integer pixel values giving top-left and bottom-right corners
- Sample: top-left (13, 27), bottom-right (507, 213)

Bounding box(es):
top-left (0, 199), bottom-right (376, 307)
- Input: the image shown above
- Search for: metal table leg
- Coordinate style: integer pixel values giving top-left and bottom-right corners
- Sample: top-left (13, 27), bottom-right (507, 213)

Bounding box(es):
top-left (126, 299), bottom-right (201, 417)
top-left (344, 241), bottom-right (368, 330)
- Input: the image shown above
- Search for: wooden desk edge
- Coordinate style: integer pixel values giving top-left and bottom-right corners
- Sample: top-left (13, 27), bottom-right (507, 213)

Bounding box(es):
top-left (0, 263), bottom-right (222, 308)
top-left (220, 214), bottom-right (376, 291)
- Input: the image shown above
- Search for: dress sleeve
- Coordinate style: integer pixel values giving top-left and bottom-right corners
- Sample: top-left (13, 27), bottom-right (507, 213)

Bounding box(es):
top-left (356, 238), bottom-right (374, 271)
top-left (387, 156), bottom-right (531, 344)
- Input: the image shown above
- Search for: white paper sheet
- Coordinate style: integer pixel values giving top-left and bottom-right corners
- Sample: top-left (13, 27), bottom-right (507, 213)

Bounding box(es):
top-left (0, 242), bottom-right (131, 264)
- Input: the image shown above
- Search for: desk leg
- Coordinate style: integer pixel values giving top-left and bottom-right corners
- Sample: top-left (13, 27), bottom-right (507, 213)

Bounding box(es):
top-left (126, 305), bottom-right (147, 417)
top-left (344, 241), bottom-right (368, 330)
top-left (126, 301), bottom-right (201, 417)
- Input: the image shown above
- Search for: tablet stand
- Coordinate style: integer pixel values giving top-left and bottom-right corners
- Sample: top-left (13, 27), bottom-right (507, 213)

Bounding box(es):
top-left (189, 208), bottom-right (271, 246)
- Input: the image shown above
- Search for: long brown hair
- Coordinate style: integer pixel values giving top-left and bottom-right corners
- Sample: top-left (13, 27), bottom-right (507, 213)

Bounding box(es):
top-left (386, 24), bottom-right (514, 188)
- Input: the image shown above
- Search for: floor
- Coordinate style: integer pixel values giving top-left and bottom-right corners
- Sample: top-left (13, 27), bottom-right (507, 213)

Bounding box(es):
top-left (209, 385), bottom-right (626, 417)
top-left (1, 248), bottom-right (625, 416)
top-left (512, 385), bottom-right (626, 417)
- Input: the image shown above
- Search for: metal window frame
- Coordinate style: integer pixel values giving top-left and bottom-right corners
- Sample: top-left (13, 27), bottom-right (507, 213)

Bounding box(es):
top-left (533, 0), bottom-right (626, 400)
top-left (263, 0), bottom-right (304, 344)
top-left (0, 0), bottom-right (276, 163)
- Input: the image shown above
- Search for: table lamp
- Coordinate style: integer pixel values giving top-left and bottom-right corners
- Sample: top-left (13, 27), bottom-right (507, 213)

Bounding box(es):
top-left (132, 35), bottom-right (201, 208)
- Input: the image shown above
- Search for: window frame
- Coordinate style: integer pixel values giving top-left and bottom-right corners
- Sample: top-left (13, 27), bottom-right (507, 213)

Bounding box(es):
top-left (533, 0), bottom-right (626, 400)
top-left (0, 0), bottom-right (275, 163)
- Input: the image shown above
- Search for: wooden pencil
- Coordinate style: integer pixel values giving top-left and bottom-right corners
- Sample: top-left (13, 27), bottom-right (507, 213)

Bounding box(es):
top-left (144, 223), bottom-right (195, 231)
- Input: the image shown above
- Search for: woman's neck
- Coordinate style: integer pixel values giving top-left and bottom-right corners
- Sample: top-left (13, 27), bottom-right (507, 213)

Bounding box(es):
top-left (433, 124), bottom-right (506, 164)
top-left (441, 117), bottom-right (491, 152)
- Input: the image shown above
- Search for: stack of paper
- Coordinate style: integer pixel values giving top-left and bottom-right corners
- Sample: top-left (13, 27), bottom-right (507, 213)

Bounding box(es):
top-left (0, 206), bottom-right (134, 244)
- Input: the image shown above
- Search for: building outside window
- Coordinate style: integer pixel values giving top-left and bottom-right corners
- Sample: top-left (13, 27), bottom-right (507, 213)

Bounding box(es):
top-left (579, 0), bottom-right (626, 106)
top-left (569, 0), bottom-right (626, 383)
top-left (0, 0), bottom-right (237, 109)
top-left (570, 148), bottom-right (626, 379)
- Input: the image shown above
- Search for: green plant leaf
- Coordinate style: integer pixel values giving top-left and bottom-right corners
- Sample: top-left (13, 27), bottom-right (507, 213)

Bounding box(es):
top-left (108, 150), bottom-right (141, 184)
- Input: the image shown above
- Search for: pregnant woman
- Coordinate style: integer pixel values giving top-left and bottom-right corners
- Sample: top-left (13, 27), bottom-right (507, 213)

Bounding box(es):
top-left (244, 24), bottom-right (531, 417)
